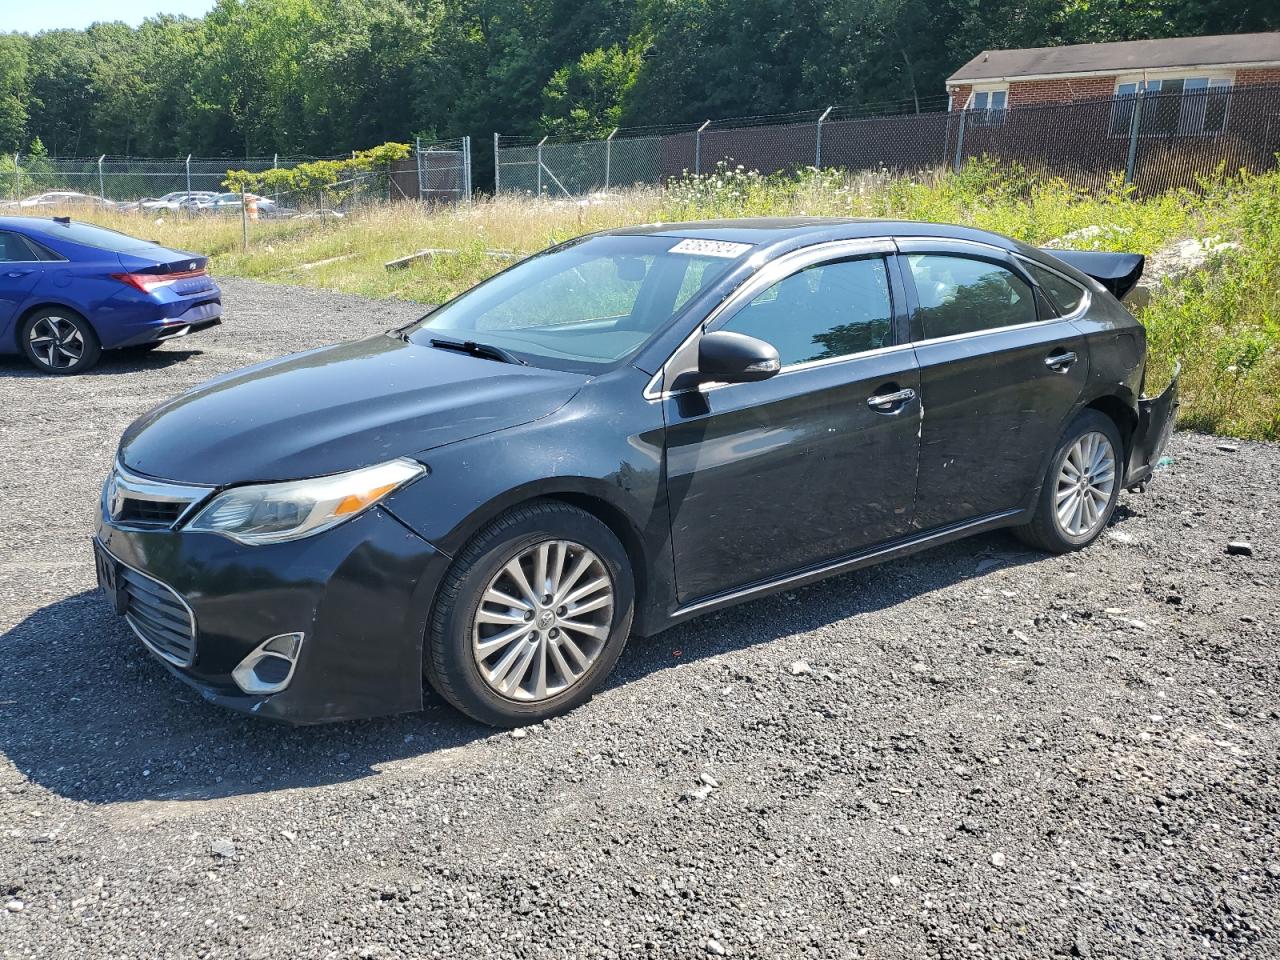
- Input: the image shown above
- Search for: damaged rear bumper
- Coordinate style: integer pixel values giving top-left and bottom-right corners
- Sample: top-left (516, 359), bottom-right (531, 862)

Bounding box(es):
top-left (1124, 362), bottom-right (1180, 490)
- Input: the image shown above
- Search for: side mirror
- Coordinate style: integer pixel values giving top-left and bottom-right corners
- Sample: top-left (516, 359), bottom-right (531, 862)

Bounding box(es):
top-left (698, 330), bottom-right (781, 383)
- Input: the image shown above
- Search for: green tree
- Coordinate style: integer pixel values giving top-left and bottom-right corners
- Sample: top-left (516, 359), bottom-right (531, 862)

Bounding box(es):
top-left (542, 44), bottom-right (642, 136)
top-left (0, 34), bottom-right (30, 153)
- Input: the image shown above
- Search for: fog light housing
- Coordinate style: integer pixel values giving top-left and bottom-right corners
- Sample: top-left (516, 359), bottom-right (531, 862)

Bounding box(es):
top-left (232, 632), bottom-right (304, 695)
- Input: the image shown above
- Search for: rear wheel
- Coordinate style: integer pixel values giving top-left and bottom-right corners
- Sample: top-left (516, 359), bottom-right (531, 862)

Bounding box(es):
top-left (1015, 410), bottom-right (1123, 553)
top-left (426, 501), bottom-right (634, 727)
top-left (20, 309), bottom-right (101, 374)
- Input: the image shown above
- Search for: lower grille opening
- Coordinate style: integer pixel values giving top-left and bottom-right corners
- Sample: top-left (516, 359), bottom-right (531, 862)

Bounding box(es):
top-left (119, 567), bottom-right (195, 667)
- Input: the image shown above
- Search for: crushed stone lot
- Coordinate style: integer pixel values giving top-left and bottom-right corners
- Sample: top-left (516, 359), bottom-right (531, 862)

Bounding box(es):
top-left (1, 277), bottom-right (1277, 959)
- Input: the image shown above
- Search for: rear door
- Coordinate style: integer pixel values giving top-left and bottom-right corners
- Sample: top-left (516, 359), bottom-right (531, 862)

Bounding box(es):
top-left (662, 243), bottom-right (921, 602)
top-left (898, 240), bottom-right (1089, 529)
top-left (0, 231), bottom-right (42, 339)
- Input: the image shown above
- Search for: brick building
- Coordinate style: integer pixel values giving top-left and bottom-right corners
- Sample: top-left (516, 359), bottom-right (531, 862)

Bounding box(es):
top-left (946, 32), bottom-right (1280, 135)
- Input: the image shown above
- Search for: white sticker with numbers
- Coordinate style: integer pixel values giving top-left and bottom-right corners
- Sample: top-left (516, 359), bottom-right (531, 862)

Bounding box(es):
top-left (668, 238), bottom-right (753, 259)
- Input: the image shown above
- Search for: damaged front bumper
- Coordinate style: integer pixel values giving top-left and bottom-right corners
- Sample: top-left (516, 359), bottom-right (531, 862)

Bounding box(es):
top-left (1124, 362), bottom-right (1180, 490)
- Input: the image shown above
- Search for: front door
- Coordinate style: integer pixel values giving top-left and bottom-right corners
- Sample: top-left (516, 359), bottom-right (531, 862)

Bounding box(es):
top-left (662, 251), bottom-right (921, 603)
top-left (898, 243), bottom-right (1090, 529)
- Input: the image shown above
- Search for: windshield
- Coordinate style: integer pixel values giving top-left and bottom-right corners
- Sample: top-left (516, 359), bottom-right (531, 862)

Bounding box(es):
top-left (407, 234), bottom-right (747, 372)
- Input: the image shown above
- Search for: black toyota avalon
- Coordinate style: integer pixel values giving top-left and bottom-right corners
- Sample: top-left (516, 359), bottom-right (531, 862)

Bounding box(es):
top-left (95, 218), bottom-right (1178, 727)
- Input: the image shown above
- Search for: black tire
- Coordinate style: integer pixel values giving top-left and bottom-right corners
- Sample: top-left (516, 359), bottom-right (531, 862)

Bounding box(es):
top-left (19, 309), bottom-right (101, 374)
top-left (1014, 409), bottom-right (1124, 553)
top-left (426, 500), bottom-right (635, 727)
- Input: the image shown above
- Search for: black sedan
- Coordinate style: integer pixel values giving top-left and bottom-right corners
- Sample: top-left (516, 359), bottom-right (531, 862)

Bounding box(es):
top-left (95, 218), bottom-right (1178, 727)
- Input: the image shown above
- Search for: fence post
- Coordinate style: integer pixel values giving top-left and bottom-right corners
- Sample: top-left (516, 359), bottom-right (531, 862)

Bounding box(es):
top-left (13, 153), bottom-right (19, 200)
top-left (493, 133), bottom-right (501, 195)
top-left (951, 109), bottom-right (967, 173)
top-left (97, 155), bottom-right (106, 200)
top-left (815, 106), bottom-right (833, 168)
top-left (415, 136), bottom-right (423, 201)
top-left (1124, 89), bottom-right (1144, 187)
top-left (536, 136), bottom-right (548, 195)
top-left (694, 120), bottom-right (711, 175)
top-left (605, 128), bottom-right (618, 191)
top-left (240, 187), bottom-right (248, 252)
top-left (185, 154), bottom-right (192, 197)
top-left (463, 136), bottom-right (473, 203)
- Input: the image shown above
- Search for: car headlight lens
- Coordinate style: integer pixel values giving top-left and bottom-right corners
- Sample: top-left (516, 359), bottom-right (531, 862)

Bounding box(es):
top-left (184, 458), bottom-right (425, 545)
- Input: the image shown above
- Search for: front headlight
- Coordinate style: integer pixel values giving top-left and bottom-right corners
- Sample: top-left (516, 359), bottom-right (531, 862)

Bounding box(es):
top-left (184, 458), bottom-right (425, 545)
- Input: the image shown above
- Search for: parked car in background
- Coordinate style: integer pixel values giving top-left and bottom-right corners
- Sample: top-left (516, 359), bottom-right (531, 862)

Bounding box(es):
top-left (0, 216), bottom-right (222, 374)
top-left (119, 191), bottom-right (219, 213)
top-left (183, 192), bottom-right (280, 217)
top-left (3, 191), bottom-right (118, 210)
top-left (94, 218), bottom-right (1178, 728)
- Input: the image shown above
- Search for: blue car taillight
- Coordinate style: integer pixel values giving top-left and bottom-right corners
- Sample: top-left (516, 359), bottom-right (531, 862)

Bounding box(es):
top-left (111, 268), bottom-right (209, 295)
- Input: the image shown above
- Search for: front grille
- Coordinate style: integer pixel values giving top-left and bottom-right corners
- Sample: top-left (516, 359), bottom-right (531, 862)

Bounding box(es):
top-left (115, 498), bottom-right (188, 528)
top-left (120, 567), bottom-right (196, 667)
top-left (103, 465), bottom-right (211, 531)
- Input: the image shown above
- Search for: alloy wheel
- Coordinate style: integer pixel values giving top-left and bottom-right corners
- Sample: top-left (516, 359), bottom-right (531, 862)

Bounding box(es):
top-left (471, 539), bottom-right (615, 702)
top-left (28, 316), bottom-right (86, 370)
top-left (1054, 430), bottom-right (1117, 538)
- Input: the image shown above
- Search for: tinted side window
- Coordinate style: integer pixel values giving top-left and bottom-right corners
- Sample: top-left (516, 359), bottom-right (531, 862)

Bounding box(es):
top-left (0, 232), bottom-right (39, 262)
top-left (1026, 262), bottom-right (1086, 315)
top-left (907, 255), bottom-right (1037, 339)
top-left (720, 257), bottom-right (893, 366)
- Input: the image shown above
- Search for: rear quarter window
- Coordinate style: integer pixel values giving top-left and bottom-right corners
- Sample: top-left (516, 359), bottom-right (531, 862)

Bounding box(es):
top-left (1026, 262), bottom-right (1087, 315)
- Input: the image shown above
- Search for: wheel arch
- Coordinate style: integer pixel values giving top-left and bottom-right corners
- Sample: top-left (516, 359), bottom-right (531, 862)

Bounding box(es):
top-left (14, 300), bottom-right (97, 351)
top-left (418, 480), bottom-right (659, 632)
top-left (1083, 393), bottom-right (1138, 463)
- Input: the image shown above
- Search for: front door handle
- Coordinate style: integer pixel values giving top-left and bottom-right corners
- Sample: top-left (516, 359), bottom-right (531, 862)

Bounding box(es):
top-left (1045, 350), bottom-right (1079, 372)
top-left (867, 387), bottom-right (917, 412)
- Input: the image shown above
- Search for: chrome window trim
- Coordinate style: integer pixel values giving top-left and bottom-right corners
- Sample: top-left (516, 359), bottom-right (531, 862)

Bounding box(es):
top-left (901, 246), bottom-right (1092, 344)
top-left (643, 237), bottom-right (896, 400)
top-left (908, 313), bottom-right (1086, 350)
top-left (98, 539), bottom-right (198, 669)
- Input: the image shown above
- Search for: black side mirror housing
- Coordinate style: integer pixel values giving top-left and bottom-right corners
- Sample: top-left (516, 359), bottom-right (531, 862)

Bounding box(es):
top-left (698, 330), bottom-right (781, 383)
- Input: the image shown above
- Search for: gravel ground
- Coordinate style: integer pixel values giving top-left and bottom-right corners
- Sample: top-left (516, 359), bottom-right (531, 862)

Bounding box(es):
top-left (1, 278), bottom-right (1277, 959)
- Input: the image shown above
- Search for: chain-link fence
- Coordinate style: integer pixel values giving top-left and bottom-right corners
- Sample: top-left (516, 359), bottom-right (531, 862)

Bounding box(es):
top-left (497, 82), bottom-right (1280, 196)
top-left (1, 137), bottom-right (474, 208)
top-left (0, 155), bottom-right (334, 204)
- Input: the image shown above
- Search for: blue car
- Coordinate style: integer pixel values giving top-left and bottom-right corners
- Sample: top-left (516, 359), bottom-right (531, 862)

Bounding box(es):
top-left (0, 216), bottom-right (222, 374)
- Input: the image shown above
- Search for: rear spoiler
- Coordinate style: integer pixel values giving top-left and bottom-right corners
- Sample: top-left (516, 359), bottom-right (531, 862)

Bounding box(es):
top-left (1040, 250), bottom-right (1145, 301)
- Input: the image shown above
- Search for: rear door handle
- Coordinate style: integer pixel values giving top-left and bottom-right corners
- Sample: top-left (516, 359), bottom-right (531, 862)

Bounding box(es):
top-left (867, 387), bottom-right (916, 411)
top-left (4, 269), bottom-right (35, 279)
top-left (1045, 350), bottom-right (1078, 372)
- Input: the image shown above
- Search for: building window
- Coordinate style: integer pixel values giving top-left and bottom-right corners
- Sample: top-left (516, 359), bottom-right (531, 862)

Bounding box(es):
top-left (968, 88), bottom-right (1008, 125)
top-left (1110, 76), bottom-right (1233, 137)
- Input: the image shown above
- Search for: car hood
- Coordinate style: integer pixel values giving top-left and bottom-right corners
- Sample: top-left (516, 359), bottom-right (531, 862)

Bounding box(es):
top-left (119, 335), bottom-right (588, 485)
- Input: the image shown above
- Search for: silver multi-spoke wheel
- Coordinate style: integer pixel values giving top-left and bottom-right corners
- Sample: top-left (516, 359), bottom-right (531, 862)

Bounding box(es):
top-left (1054, 430), bottom-right (1117, 538)
top-left (471, 539), bottom-right (614, 702)
top-left (28, 315), bottom-right (86, 370)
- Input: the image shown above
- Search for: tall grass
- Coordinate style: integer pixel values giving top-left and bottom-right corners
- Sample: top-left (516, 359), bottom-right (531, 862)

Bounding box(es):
top-left (33, 161), bottom-right (1280, 438)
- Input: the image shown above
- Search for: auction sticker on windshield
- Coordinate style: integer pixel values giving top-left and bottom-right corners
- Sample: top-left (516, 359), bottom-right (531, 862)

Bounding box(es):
top-left (668, 238), bottom-right (753, 258)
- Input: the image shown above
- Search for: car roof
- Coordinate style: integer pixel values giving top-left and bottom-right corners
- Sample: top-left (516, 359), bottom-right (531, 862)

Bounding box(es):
top-left (601, 216), bottom-right (1023, 251)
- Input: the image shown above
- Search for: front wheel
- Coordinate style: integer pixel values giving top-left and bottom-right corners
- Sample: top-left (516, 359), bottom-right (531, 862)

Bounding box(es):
top-left (425, 501), bottom-right (635, 727)
top-left (1015, 410), bottom-right (1123, 553)
top-left (20, 310), bottom-right (101, 374)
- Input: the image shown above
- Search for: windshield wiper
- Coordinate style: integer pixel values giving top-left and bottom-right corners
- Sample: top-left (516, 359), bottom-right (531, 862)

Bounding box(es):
top-left (428, 337), bottom-right (527, 366)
